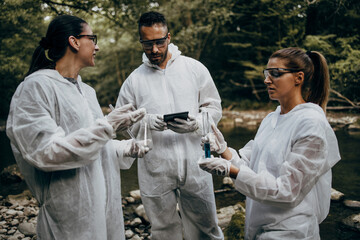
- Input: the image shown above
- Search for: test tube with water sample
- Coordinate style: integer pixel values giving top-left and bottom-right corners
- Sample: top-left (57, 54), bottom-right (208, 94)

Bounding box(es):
top-left (202, 111), bottom-right (211, 158)
top-left (137, 115), bottom-right (153, 149)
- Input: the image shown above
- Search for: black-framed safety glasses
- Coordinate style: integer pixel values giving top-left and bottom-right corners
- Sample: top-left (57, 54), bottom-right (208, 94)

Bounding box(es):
top-left (75, 34), bottom-right (97, 45)
top-left (263, 68), bottom-right (302, 79)
top-left (139, 33), bottom-right (169, 50)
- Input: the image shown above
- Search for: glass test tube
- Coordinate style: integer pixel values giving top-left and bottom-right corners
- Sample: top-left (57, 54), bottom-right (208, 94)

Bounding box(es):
top-left (202, 112), bottom-right (211, 158)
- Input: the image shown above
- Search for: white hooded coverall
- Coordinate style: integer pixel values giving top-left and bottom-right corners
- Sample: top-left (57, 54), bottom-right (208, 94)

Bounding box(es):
top-left (117, 44), bottom-right (224, 239)
top-left (6, 69), bottom-right (133, 240)
top-left (228, 103), bottom-right (341, 240)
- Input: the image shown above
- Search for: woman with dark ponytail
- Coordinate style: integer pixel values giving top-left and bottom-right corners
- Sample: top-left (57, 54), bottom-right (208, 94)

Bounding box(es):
top-left (198, 47), bottom-right (341, 239)
top-left (7, 15), bottom-right (149, 239)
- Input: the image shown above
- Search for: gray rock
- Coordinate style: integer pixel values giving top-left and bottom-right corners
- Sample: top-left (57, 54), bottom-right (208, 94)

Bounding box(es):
top-left (125, 197), bottom-right (136, 204)
top-left (6, 209), bottom-right (17, 216)
top-left (348, 124), bottom-right (360, 132)
top-left (222, 177), bottom-right (234, 188)
top-left (217, 203), bottom-right (246, 228)
top-left (129, 190), bottom-right (141, 200)
top-left (6, 190), bottom-right (34, 207)
top-left (130, 217), bottom-right (142, 227)
top-left (342, 213), bottom-right (360, 232)
top-left (8, 230), bottom-right (25, 240)
top-left (125, 229), bottom-right (134, 238)
top-left (10, 219), bottom-right (19, 226)
top-left (135, 204), bottom-right (149, 222)
top-left (18, 222), bottom-right (36, 236)
top-left (130, 235), bottom-right (142, 240)
top-left (344, 200), bottom-right (360, 209)
top-left (331, 188), bottom-right (344, 201)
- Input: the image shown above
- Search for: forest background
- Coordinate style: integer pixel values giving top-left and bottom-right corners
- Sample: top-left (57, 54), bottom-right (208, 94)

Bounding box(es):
top-left (1, 0), bottom-right (359, 120)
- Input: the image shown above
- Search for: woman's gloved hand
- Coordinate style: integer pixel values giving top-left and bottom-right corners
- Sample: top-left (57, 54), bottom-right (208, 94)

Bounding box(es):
top-left (147, 114), bottom-right (167, 131)
top-left (123, 139), bottom-right (151, 158)
top-left (198, 156), bottom-right (231, 176)
top-left (201, 124), bottom-right (227, 154)
top-left (167, 115), bottom-right (199, 134)
top-left (106, 104), bottom-right (146, 132)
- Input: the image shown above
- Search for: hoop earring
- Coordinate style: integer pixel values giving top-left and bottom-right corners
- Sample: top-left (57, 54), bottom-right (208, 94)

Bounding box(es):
top-left (45, 49), bottom-right (53, 61)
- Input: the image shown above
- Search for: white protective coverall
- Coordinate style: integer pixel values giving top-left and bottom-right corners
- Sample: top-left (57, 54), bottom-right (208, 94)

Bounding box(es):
top-left (117, 44), bottom-right (224, 239)
top-left (6, 69), bottom-right (133, 240)
top-left (228, 103), bottom-right (340, 240)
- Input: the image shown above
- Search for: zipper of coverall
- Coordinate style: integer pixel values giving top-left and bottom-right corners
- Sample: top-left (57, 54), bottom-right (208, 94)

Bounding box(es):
top-left (161, 67), bottom-right (186, 185)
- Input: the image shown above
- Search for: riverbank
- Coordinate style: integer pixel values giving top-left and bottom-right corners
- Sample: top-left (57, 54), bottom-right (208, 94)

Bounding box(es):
top-left (0, 109), bottom-right (359, 239)
top-left (220, 109), bottom-right (360, 132)
top-left (1, 181), bottom-right (360, 240)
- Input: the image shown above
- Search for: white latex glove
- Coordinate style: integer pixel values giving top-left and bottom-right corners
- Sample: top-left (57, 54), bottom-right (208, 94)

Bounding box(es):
top-left (167, 115), bottom-right (199, 134)
top-left (201, 124), bottom-right (227, 154)
top-left (106, 104), bottom-right (146, 132)
top-left (198, 156), bottom-right (231, 177)
top-left (147, 114), bottom-right (167, 131)
top-left (123, 139), bottom-right (151, 158)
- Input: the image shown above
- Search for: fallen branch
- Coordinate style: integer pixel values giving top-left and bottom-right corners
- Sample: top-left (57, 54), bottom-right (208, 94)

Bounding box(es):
top-left (330, 89), bottom-right (358, 107)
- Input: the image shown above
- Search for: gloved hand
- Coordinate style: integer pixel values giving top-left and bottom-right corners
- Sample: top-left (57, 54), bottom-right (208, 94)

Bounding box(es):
top-left (167, 115), bottom-right (199, 134)
top-left (201, 124), bottom-right (227, 154)
top-left (198, 156), bottom-right (231, 177)
top-left (147, 114), bottom-right (167, 131)
top-left (106, 104), bottom-right (146, 132)
top-left (123, 139), bottom-right (151, 158)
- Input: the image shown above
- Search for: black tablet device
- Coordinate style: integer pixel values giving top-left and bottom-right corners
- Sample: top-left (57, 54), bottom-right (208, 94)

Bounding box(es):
top-left (163, 111), bottom-right (189, 122)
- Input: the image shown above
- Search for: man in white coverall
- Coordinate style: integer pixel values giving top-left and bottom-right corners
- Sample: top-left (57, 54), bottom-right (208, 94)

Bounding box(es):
top-left (117, 11), bottom-right (224, 240)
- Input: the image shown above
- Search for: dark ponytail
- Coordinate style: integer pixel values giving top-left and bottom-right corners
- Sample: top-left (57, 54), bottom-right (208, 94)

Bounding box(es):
top-left (26, 15), bottom-right (87, 77)
top-left (270, 47), bottom-right (330, 112)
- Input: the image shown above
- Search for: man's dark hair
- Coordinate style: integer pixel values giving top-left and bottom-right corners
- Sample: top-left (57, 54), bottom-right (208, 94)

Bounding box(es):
top-left (138, 11), bottom-right (168, 35)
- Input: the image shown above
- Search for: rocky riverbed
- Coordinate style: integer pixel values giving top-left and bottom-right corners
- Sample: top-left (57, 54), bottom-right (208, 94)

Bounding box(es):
top-left (0, 110), bottom-right (359, 239)
top-left (1, 176), bottom-right (360, 240)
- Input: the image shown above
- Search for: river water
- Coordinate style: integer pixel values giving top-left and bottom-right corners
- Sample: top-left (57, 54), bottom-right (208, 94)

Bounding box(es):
top-left (1, 127), bottom-right (359, 239)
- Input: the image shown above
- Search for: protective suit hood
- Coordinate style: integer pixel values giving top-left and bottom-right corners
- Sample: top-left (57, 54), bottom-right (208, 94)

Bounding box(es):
top-left (27, 69), bottom-right (82, 83)
top-left (270, 103), bottom-right (326, 128)
top-left (142, 43), bottom-right (182, 69)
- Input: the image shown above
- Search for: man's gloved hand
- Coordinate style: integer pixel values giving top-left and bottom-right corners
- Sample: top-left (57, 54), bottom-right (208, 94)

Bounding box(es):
top-left (123, 139), bottom-right (151, 158)
top-left (201, 124), bottom-right (227, 154)
top-left (198, 156), bottom-right (231, 177)
top-left (106, 104), bottom-right (146, 132)
top-left (167, 115), bottom-right (199, 134)
top-left (147, 114), bottom-right (167, 131)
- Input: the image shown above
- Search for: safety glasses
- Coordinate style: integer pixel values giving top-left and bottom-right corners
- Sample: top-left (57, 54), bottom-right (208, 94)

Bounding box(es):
top-left (139, 33), bottom-right (168, 50)
top-left (75, 34), bottom-right (97, 45)
top-left (263, 68), bottom-right (302, 79)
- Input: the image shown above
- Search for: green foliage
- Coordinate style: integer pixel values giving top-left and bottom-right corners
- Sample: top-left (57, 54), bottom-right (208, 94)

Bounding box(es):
top-left (329, 37), bottom-right (360, 102)
top-left (0, 0), bottom-right (47, 119)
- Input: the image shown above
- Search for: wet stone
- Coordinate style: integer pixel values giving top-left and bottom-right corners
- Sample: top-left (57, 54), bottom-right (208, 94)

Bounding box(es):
top-left (342, 213), bottom-right (360, 232)
top-left (125, 229), bottom-right (134, 238)
top-left (344, 200), bottom-right (360, 209)
top-left (331, 188), bottom-right (345, 201)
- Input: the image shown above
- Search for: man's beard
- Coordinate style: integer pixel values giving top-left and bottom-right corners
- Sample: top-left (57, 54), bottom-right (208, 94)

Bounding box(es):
top-left (148, 46), bottom-right (168, 66)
